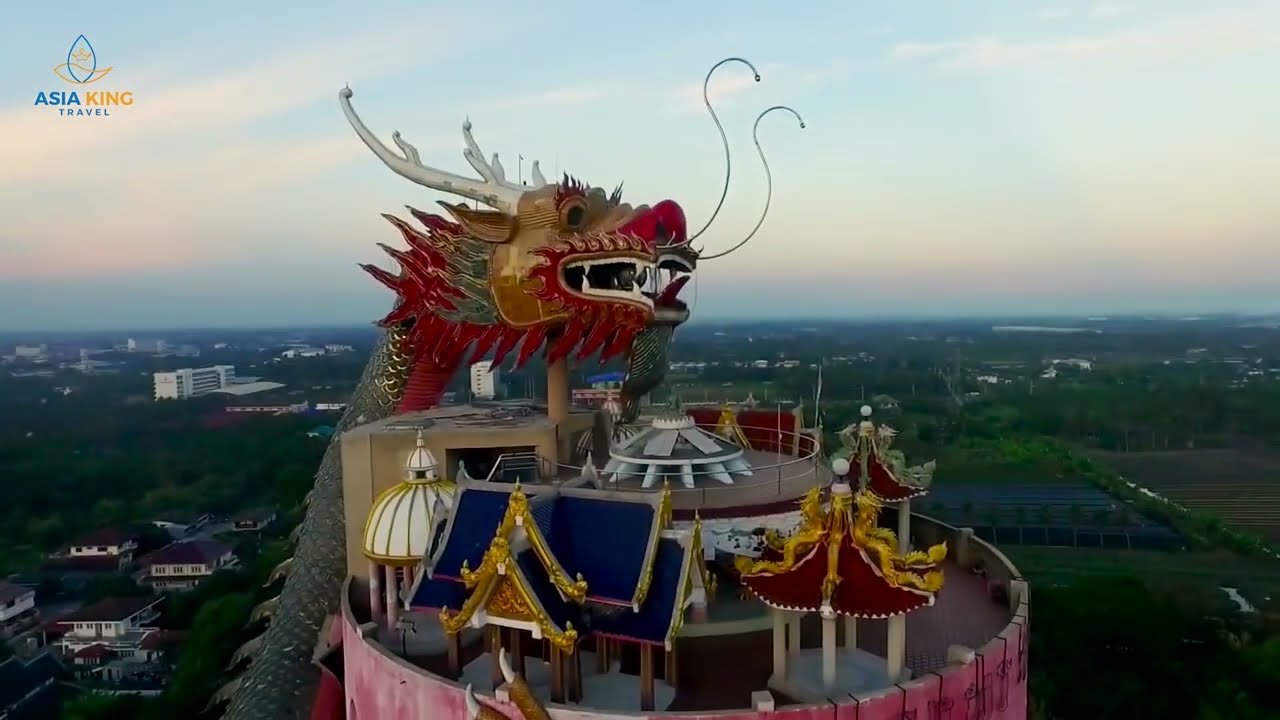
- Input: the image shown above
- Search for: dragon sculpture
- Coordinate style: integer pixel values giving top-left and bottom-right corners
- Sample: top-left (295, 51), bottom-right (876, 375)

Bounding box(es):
top-left (221, 58), bottom-right (802, 719)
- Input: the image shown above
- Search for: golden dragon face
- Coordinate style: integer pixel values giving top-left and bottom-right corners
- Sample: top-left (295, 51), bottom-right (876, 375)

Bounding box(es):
top-left (342, 90), bottom-right (696, 370)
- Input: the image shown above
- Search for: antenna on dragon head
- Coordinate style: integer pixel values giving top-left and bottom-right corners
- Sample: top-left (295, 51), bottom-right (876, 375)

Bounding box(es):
top-left (697, 105), bottom-right (805, 261)
top-left (688, 57), bottom-right (762, 245)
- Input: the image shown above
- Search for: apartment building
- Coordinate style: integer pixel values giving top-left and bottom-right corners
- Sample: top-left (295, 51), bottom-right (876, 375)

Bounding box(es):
top-left (153, 365), bottom-right (235, 399)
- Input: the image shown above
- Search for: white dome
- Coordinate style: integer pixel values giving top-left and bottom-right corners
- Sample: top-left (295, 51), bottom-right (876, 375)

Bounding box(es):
top-left (405, 429), bottom-right (438, 481)
top-left (362, 480), bottom-right (456, 565)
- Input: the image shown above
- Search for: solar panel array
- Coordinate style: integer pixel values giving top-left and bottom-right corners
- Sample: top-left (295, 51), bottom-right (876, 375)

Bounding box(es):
top-left (912, 481), bottom-right (1186, 548)
top-left (927, 483), bottom-right (1117, 508)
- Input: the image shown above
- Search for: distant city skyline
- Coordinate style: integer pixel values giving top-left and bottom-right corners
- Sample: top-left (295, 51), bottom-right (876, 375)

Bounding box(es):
top-left (2, 0), bottom-right (1278, 331)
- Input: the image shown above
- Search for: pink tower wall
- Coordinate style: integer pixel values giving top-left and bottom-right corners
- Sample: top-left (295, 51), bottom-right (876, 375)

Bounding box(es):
top-left (342, 598), bottom-right (1029, 720)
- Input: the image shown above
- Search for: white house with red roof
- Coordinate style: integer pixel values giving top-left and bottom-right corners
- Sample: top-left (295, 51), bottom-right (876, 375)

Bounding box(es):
top-left (138, 540), bottom-right (237, 592)
top-left (68, 528), bottom-right (139, 558)
top-left (52, 596), bottom-right (182, 683)
top-left (43, 528), bottom-right (141, 574)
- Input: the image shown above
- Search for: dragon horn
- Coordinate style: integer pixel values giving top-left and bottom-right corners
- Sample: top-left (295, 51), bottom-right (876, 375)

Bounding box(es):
top-left (340, 88), bottom-right (526, 213)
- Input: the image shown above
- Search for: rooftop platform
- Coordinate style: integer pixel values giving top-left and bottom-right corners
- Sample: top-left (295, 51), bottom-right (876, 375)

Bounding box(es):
top-left (341, 515), bottom-right (1027, 714)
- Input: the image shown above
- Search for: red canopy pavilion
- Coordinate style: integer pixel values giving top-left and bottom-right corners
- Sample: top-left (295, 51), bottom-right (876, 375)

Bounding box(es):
top-left (736, 480), bottom-right (945, 697)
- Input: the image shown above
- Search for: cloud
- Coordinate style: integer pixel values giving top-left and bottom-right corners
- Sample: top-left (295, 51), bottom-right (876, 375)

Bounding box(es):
top-left (0, 22), bottom-right (454, 188)
top-left (1091, 2), bottom-right (1132, 18)
top-left (1037, 8), bottom-right (1071, 20)
top-left (889, 6), bottom-right (1280, 71)
top-left (0, 132), bottom-right (392, 280)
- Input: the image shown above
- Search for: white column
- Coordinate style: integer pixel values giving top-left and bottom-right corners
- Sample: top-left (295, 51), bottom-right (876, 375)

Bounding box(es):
top-left (843, 616), bottom-right (857, 652)
top-left (897, 500), bottom-right (911, 553)
top-left (821, 614), bottom-right (837, 693)
top-left (887, 614), bottom-right (906, 682)
top-left (787, 613), bottom-right (802, 660)
top-left (384, 565), bottom-right (400, 630)
top-left (368, 561), bottom-right (384, 624)
top-left (771, 607), bottom-right (787, 683)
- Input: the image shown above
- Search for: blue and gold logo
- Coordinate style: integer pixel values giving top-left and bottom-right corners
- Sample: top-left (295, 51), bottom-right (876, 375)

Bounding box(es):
top-left (54, 34), bottom-right (113, 84)
top-left (35, 35), bottom-right (134, 116)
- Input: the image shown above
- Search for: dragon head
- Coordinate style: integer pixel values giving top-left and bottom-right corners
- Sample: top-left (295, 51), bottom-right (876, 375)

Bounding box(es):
top-left (341, 89), bottom-right (696, 370)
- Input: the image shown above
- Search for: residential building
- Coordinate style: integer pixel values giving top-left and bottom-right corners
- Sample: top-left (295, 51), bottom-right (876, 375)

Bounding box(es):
top-left (138, 540), bottom-right (237, 592)
top-left (153, 365), bottom-right (236, 399)
top-left (231, 508), bottom-right (277, 532)
top-left (57, 597), bottom-right (162, 657)
top-left (54, 598), bottom-right (172, 683)
top-left (469, 360), bottom-right (497, 399)
top-left (0, 653), bottom-right (62, 719)
top-left (0, 582), bottom-right (38, 638)
top-left (68, 528), bottom-right (139, 559)
top-left (42, 528), bottom-right (139, 575)
top-left (13, 344), bottom-right (47, 359)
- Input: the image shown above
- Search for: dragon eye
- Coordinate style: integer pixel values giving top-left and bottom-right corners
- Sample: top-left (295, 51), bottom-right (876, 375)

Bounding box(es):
top-left (560, 200), bottom-right (587, 229)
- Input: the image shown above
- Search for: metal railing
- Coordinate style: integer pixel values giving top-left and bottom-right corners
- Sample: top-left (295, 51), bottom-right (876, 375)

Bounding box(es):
top-left (484, 450), bottom-right (551, 484)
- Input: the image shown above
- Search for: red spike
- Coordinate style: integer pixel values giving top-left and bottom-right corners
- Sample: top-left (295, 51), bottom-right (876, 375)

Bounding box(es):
top-left (430, 322), bottom-right (461, 365)
top-left (514, 326), bottom-right (549, 369)
top-left (448, 324), bottom-right (485, 365)
top-left (575, 314), bottom-right (613, 361)
top-left (414, 316), bottom-right (446, 364)
top-left (414, 205), bottom-right (465, 234)
top-left (490, 328), bottom-right (523, 369)
top-left (601, 325), bottom-right (635, 361)
top-left (468, 326), bottom-right (503, 364)
top-left (546, 317), bottom-right (586, 365)
top-left (377, 243), bottom-right (431, 285)
top-left (380, 301), bottom-right (415, 327)
top-left (360, 264), bottom-right (401, 292)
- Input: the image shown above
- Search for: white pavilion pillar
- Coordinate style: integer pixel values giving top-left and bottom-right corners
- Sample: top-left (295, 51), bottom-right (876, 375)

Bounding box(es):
top-left (384, 565), bottom-right (400, 630)
top-left (843, 616), bottom-right (857, 652)
top-left (787, 613), bottom-right (802, 661)
top-left (368, 561), bottom-right (384, 624)
top-left (770, 607), bottom-right (787, 683)
top-left (898, 500), bottom-right (912, 553)
top-left (821, 611), bottom-right (837, 693)
top-left (887, 614), bottom-right (906, 682)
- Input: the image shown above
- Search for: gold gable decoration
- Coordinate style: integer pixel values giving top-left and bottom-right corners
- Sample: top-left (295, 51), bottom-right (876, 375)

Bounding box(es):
top-left (439, 532), bottom-right (579, 653)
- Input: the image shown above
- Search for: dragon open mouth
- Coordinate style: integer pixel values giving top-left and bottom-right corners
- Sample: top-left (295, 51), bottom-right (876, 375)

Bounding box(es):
top-left (563, 258), bottom-right (656, 307)
top-left (654, 255), bottom-right (693, 311)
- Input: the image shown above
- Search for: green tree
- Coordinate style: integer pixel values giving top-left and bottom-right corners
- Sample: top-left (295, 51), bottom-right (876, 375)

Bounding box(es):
top-left (152, 592), bottom-right (253, 717)
top-left (62, 693), bottom-right (146, 720)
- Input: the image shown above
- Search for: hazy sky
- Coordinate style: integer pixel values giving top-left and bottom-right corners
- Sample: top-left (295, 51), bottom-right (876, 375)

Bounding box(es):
top-left (2, 0), bottom-right (1278, 331)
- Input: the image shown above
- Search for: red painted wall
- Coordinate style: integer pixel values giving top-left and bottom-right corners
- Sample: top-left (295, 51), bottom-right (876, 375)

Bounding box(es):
top-left (686, 408), bottom-right (814, 455)
top-left (341, 606), bottom-right (1028, 719)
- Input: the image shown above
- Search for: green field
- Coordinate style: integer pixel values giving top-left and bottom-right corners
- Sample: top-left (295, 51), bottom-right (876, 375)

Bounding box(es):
top-left (1007, 546), bottom-right (1280, 611)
